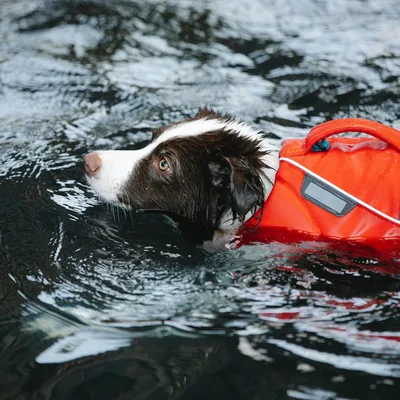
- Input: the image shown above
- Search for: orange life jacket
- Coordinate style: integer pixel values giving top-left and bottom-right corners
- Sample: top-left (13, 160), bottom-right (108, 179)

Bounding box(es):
top-left (238, 118), bottom-right (400, 255)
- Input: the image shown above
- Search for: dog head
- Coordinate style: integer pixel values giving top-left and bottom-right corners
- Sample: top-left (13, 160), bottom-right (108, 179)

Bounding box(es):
top-left (84, 108), bottom-right (279, 246)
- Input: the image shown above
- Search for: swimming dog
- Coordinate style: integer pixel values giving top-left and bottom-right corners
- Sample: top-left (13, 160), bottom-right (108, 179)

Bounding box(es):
top-left (84, 108), bottom-right (279, 251)
top-left (84, 108), bottom-right (400, 253)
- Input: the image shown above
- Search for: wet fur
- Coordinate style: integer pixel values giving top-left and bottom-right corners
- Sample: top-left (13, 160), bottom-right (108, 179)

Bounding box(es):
top-left (119, 108), bottom-right (275, 244)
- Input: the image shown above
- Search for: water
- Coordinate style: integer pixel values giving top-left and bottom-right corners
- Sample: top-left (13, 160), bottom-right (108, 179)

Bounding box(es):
top-left (1, 0), bottom-right (400, 398)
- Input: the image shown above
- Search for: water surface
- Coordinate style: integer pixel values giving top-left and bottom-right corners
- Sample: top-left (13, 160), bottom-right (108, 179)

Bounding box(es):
top-left (1, 0), bottom-right (400, 399)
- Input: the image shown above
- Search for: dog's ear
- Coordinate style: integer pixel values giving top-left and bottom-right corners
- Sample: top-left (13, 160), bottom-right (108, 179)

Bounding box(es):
top-left (225, 156), bottom-right (265, 219)
top-left (209, 156), bottom-right (265, 220)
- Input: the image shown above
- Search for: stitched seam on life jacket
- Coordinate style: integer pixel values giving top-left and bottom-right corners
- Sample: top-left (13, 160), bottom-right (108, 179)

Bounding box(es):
top-left (280, 157), bottom-right (400, 226)
top-left (279, 161), bottom-right (322, 234)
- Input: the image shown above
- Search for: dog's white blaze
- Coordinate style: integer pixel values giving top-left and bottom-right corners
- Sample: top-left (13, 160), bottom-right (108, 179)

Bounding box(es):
top-left (87, 116), bottom-right (279, 226)
top-left (86, 150), bottom-right (143, 203)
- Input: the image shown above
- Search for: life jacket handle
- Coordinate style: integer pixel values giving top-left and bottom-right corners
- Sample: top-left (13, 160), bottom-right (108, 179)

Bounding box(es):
top-left (305, 118), bottom-right (400, 153)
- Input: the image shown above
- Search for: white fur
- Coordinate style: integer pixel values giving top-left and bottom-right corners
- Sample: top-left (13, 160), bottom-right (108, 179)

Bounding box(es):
top-left (86, 150), bottom-right (140, 203)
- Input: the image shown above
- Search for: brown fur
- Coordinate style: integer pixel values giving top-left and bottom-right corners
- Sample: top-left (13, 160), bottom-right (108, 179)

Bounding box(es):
top-left (119, 109), bottom-right (273, 243)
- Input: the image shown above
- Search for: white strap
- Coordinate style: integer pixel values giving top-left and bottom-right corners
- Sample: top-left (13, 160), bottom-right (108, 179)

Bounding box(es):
top-left (280, 157), bottom-right (400, 226)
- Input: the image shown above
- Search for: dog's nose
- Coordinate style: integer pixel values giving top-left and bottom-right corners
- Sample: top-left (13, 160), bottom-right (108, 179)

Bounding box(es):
top-left (84, 152), bottom-right (102, 177)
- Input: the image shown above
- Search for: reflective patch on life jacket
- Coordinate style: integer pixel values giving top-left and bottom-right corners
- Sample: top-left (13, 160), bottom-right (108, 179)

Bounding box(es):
top-left (301, 173), bottom-right (356, 217)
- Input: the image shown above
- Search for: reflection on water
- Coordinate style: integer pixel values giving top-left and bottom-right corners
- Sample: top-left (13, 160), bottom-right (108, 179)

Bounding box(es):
top-left (0, 0), bottom-right (400, 398)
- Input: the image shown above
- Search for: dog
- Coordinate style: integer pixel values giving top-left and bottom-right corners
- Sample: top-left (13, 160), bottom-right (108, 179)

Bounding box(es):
top-left (84, 108), bottom-right (400, 254)
top-left (84, 108), bottom-right (279, 252)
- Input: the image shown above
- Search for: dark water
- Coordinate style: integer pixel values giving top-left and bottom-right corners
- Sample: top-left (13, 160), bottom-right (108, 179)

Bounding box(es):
top-left (1, 0), bottom-right (400, 398)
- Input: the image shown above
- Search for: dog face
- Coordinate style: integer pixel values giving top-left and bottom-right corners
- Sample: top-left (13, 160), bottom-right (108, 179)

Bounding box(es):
top-left (84, 108), bottom-right (279, 242)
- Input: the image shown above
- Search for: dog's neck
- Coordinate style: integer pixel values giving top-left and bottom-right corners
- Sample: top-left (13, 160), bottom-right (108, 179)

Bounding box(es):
top-left (203, 142), bottom-right (280, 253)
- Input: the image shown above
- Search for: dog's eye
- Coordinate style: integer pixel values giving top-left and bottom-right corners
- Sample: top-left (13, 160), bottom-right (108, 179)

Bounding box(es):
top-left (158, 158), bottom-right (170, 171)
